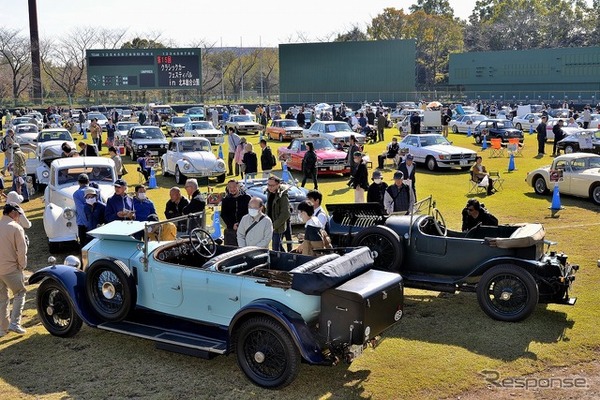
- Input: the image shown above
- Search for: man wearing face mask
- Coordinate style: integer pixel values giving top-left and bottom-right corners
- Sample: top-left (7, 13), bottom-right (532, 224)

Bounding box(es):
top-left (237, 197), bottom-right (272, 248)
top-left (81, 187), bottom-right (106, 247)
top-left (367, 170), bottom-right (388, 210)
top-left (133, 184), bottom-right (157, 222)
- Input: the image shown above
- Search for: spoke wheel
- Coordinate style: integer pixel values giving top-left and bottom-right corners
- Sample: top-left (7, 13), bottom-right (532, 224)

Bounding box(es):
top-left (533, 176), bottom-right (548, 195)
top-left (352, 226), bottom-right (403, 272)
top-left (236, 317), bottom-right (300, 389)
top-left (86, 260), bottom-right (134, 321)
top-left (37, 279), bottom-right (83, 337)
top-left (477, 264), bottom-right (539, 322)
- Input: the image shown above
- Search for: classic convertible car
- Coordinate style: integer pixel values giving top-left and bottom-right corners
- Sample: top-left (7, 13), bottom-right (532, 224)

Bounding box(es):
top-left (278, 137), bottom-right (350, 176)
top-left (29, 216), bottom-right (404, 389)
top-left (326, 198), bottom-right (578, 322)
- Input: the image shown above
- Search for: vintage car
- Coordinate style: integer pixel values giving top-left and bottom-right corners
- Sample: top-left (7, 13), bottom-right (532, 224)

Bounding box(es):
top-left (115, 121), bottom-right (139, 142)
top-left (267, 119), bottom-right (304, 142)
top-left (43, 157), bottom-right (116, 253)
top-left (472, 119), bottom-right (524, 144)
top-left (125, 126), bottom-right (169, 161)
top-left (81, 112), bottom-right (109, 132)
top-left (399, 133), bottom-right (477, 171)
top-left (303, 121), bottom-right (367, 146)
top-left (14, 123), bottom-right (40, 146)
top-left (240, 170), bottom-right (308, 225)
top-left (224, 114), bottom-right (263, 135)
top-left (161, 137), bottom-right (226, 184)
top-left (450, 114), bottom-right (486, 134)
top-left (182, 121), bottom-right (224, 145)
top-left (28, 128), bottom-right (77, 189)
top-left (525, 152), bottom-right (600, 205)
top-left (184, 106), bottom-right (206, 121)
top-left (575, 113), bottom-right (600, 128)
top-left (325, 198), bottom-right (578, 322)
top-left (555, 129), bottom-right (600, 154)
top-left (512, 113), bottom-right (543, 131)
top-left (278, 137), bottom-right (350, 176)
top-left (164, 116), bottom-right (192, 136)
top-left (29, 216), bottom-right (404, 389)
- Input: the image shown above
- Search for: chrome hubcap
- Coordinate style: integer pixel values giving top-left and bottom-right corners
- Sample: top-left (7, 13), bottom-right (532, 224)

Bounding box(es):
top-left (46, 306), bottom-right (54, 316)
top-left (254, 351), bottom-right (265, 363)
top-left (101, 282), bottom-right (116, 299)
top-left (500, 291), bottom-right (512, 301)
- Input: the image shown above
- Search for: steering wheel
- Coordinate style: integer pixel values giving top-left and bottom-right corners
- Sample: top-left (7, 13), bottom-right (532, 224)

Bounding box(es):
top-left (190, 228), bottom-right (217, 258)
top-left (432, 208), bottom-right (448, 236)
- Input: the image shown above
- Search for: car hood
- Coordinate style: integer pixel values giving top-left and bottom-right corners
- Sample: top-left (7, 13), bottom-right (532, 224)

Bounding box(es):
top-left (424, 144), bottom-right (476, 155)
top-left (181, 152), bottom-right (223, 169)
top-left (132, 138), bottom-right (168, 145)
top-left (88, 220), bottom-right (146, 241)
top-left (191, 129), bottom-right (222, 135)
top-left (233, 121), bottom-right (261, 127)
top-left (246, 184), bottom-right (308, 202)
top-left (54, 182), bottom-right (116, 203)
top-left (315, 149), bottom-right (348, 160)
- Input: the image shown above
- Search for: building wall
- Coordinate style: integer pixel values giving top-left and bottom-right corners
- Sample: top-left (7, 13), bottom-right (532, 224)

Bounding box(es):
top-left (279, 40), bottom-right (416, 104)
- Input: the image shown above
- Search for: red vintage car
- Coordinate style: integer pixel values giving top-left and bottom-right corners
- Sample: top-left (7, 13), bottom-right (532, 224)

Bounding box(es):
top-left (278, 137), bottom-right (350, 175)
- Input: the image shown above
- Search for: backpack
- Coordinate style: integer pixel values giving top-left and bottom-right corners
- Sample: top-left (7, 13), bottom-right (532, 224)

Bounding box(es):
top-left (0, 136), bottom-right (7, 152)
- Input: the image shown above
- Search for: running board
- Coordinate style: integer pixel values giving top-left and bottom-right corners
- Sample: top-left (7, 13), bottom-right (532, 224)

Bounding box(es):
top-left (98, 320), bottom-right (228, 357)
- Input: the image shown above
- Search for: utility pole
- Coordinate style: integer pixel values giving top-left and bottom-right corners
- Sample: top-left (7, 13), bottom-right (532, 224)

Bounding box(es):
top-left (220, 37), bottom-right (225, 100)
top-left (28, 0), bottom-right (43, 104)
top-left (259, 36), bottom-right (264, 100)
top-left (240, 37), bottom-right (244, 101)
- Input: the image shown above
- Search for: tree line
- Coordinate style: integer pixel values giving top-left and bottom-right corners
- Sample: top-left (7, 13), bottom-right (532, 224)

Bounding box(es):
top-left (1, 0), bottom-right (598, 106)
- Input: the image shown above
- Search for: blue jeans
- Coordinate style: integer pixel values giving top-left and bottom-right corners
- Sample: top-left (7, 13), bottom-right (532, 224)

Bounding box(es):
top-left (12, 174), bottom-right (29, 200)
top-left (271, 231), bottom-right (284, 252)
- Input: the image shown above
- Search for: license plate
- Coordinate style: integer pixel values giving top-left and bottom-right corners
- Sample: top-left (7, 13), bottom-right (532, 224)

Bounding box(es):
top-left (149, 151), bottom-right (158, 156)
top-left (331, 165), bottom-right (344, 171)
top-left (460, 159), bottom-right (468, 166)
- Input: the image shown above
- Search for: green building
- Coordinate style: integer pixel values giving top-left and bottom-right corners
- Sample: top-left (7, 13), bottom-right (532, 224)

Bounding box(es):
top-left (449, 47), bottom-right (600, 103)
top-left (279, 40), bottom-right (416, 104)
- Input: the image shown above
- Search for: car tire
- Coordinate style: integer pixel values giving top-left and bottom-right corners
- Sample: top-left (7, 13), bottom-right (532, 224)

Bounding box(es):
top-left (352, 225), bottom-right (404, 272)
top-left (426, 156), bottom-right (437, 171)
top-left (474, 135), bottom-right (482, 144)
top-left (85, 259), bottom-right (135, 322)
top-left (533, 175), bottom-right (549, 195)
top-left (515, 123), bottom-right (522, 130)
top-left (217, 173), bottom-right (226, 183)
top-left (452, 125), bottom-right (458, 133)
top-left (476, 264), bottom-right (539, 322)
top-left (161, 160), bottom-right (170, 177)
top-left (235, 316), bottom-right (300, 389)
top-left (589, 184), bottom-right (600, 205)
top-left (37, 279), bottom-right (83, 338)
top-left (175, 166), bottom-right (186, 185)
top-left (564, 144), bottom-right (576, 154)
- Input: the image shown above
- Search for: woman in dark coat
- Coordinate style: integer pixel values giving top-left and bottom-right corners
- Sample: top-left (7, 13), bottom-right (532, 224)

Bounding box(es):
top-left (301, 141), bottom-right (318, 190)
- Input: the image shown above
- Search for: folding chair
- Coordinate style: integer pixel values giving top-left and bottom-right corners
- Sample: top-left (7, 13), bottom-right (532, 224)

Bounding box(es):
top-left (468, 172), bottom-right (487, 195)
top-left (489, 170), bottom-right (504, 192)
top-left (489, 138), bottom-right (505, 158)
top-left (507, 138), bottom-right (523, 157)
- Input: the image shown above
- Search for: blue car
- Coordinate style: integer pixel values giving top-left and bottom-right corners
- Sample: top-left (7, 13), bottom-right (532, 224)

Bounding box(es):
top-left (30, 215), bottom-right (404, 389)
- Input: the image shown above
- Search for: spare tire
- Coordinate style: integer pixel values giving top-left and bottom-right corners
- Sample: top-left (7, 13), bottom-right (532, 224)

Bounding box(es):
top-left (352, 226), bottom-right (403, 272)
top-left (86, 259), bottom-right (135, 322)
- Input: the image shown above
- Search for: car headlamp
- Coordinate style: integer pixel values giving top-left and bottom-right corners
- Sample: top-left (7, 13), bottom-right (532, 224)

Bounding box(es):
top-left (42, 170), bottom-right (50, 178)
top-left (138, 144), bottom-right (143, 149)
top-left (63, 207), bottom-right (76, 220)
top-left (183, 162), bottom-right (191, 170)
top-left (64, 255), bottom-right (81, 269)
top-left (216, 160), bottom-right (226, 170)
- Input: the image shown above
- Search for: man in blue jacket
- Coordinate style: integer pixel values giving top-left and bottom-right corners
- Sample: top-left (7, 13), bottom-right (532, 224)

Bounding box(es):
top-left (105, 179), bottom-right (135, 222)
top-left (133, 184), bottom-right (157, 222)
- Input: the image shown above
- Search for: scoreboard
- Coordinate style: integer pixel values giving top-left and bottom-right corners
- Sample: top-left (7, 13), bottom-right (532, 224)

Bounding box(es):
top-left (86, 48), bottom-right (202, 90)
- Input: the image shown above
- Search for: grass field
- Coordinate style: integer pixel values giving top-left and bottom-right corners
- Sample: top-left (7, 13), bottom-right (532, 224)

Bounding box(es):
top-left (1, 124), bottom-right (599, 399)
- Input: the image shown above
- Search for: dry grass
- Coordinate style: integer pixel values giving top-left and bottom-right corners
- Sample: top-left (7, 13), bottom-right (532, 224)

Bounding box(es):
top-left (1, 126), bottom-right (599, 399)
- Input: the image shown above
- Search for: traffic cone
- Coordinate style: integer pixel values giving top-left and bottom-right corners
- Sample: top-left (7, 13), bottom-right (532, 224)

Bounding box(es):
top-left (83, 129), bottom-right (88, 139)
top-left (467, 126), bottom-right (472, 137)
top-left (211, 209), bottom-right (222, 239)
top-left (549, 184), bottom-right (563, 216)
top-left (148, 168), bottom-right (157, 189)
top-left (481, 136), bottom-right (487, 150)
top-left (529, 125), bottom-right (534, 135)
top-left (282, 161), bottom-right (289, 182)
top-left (508, 153), bottom-right (516, 172)
top-left (218, 145), bottom-right (224, 159)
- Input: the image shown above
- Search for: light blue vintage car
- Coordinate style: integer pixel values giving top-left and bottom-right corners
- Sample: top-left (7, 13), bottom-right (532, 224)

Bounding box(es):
top-left (30, 215), bottom-right (404, 389)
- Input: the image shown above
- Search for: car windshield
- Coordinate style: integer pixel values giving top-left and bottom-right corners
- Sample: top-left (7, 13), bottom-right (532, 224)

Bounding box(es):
top-left (38, 130), bottom-right (72, 142)
top-left (190, 122), bottom-right (214, 130)
top-left (496, 121), bottom-right (514, 128)
top-left (88, 113), bottom-right (105, 120)
top-left (132, 128), bottom-right (164, 139)
top-left (117, 122), bottom-right (137, 131)
top-left (16, 125), bottom-right (38, 133)
top-left (324, 122), bottom-right (352, 133)
top-left (280, 120), bottom-right (299, 128)
top-left (187, 108), bottom-right (204, 114)
top-left (57, 166), bottom-right (113, 185)
top-left (232, 115), bottom-right (254, 122)
top-left (421, 135), bottom-right (450, 146)
top-left (303, 138), bottom-right (335, 151)
top-left (172, 117), bottom-right (190, 124)
top-left (179, 140), bottom-right (211, 152)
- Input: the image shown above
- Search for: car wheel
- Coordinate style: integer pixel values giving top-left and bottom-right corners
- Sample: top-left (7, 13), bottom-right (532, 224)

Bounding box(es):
top-left (474, 135), bottom-right (482, 144)
top-left (515, 123), bottom-right (522, 130)
top-left (533, 175), bottom-right (549, 195)
top-left (564, 144), bottom-right (576, 154)
top-left (426, 156), bottom-right (437, 171)
top-left (589, 184), bottom-right (600, 205)
top-left (48, 241), bottom-right (60, 254)
top-left (235, 316), bottom-right (300, 389)
top-left (175, 166), bottom-right (186, 185)
top-left (217, 173), bottom-right (226, 183)
top-left (161, 160), bottom-right (170, 177)
top-left (37, 279), bottom-right (83, 338)
top-left (476, 264), bottom-right (539, 322)
top-left (86, 259), bottom-right (134, 322)
top-left (352, 226), bottom-right (403, 272)
top-left (452, 125), bottom-right (458, 133)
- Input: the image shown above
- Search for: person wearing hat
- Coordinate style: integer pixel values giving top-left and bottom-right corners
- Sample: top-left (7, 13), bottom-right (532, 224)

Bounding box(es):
top-left (367, 170), bottom-right (388, 210)
top-left (350, 151), bottom-right (369, 203)
top-left (10, 143), bottom-right (29, 202)
top-left (105, 178), bottom-right (135, 223)
top-left (378, 137), bottom-right (400, 169)
top-left (0, 202), bottom-right (29, 336)
top-left (132, 184), bottom-right (157, 222)
top-left (6, 192), bottom-right (31, 229)
top-left (398, 153), bottom-right (417, 198)
top-left (384, 171), bottom-right (414, 215)
top-left (81, 187), bottom-right (106, 247)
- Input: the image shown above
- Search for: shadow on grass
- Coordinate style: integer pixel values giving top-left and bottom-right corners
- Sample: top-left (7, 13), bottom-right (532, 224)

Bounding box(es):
top-left (389, 292), bottom-right (575, 361)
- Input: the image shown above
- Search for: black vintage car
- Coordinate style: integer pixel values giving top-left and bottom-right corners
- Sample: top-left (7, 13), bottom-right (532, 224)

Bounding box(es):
top-left (472, 119), bottom-right (524, 144)
top-left (557, 129), bottom-right (600, 155)
top-left (125, 126), bottom-right (168, 161)
top-left (326, 198), bottom-right (577, 322)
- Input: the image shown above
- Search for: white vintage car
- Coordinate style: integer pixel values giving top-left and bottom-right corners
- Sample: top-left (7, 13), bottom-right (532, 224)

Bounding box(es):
top-left (43, 157), bottom-right (116, 252)
top-left (182, 121), bottom-right (224, 144)
top-left (399, 133), bottom-right (477, 171)
top-left (28, 128), bottom-right (76, 189)
top-left (161, 137), bottom-right (226, 184)
top-left (525, 153), bottom-right (600, 205)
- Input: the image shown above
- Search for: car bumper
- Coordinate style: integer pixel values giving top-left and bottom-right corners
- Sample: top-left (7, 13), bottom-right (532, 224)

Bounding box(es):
top-left (135, 148), bottom-right (167, 157)
top-left (436, 159), bottom-right (475, 168)
top-left (316, 165), bottom-right (351, 175)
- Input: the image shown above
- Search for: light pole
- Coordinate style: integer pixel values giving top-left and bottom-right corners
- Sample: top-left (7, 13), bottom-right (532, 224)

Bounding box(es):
top-left (28, 0), bottom-right (42, 104)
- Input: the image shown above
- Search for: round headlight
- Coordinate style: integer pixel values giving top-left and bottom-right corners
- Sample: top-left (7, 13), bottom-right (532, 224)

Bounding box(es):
top-left (183, 162), bottom-right (191, 170)
top-left (138, 144), bottom-right (143, 149)
top-left (42, 170), bottom-right (50, 178)
top-left (63, 207), bottom-right (76, 220)
top-left (216, 160), bottom-right (226, 170)
top-left (64, 255), bottom-right (81, 269)
top-left (143, 145), bottom-right (148, 149)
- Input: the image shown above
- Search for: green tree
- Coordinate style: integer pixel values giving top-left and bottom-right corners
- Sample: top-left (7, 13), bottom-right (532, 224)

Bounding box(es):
top-left (121, 37), bottom-right (165, 49)
top-left (409, 0), bottom-right (454, 17)
top-left (334, 26), bottom-right (369, 42)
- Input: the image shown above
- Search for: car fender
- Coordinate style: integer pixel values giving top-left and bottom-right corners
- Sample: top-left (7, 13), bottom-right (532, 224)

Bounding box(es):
top-left (467, 256), bottom-right (539, 280)
top-left (28, 265), bottom-right (103, 326)
top-left (43, 203), bottom-right (77, 242)
top-left (36, 163), bottom-right (50, 185)
top-left (229, 299), bottom-right (326, 365)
